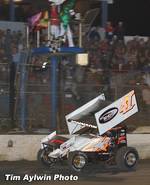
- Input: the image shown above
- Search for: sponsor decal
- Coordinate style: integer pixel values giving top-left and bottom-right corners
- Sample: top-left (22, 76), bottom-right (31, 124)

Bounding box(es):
top-left (70, 120), bottom-right (97, 129)
top-left (99, 107), bottom-right (118, 124)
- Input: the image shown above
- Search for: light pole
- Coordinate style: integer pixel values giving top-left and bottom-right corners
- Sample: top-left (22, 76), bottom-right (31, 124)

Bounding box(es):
top-left (101, 0), bottom-right (108, 28)
top-left (9, 0), bottom-right (15, 21)
top-left (96, 0), bottom-right (113, 28)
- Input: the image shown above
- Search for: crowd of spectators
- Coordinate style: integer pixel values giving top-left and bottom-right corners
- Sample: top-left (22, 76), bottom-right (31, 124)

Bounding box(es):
top-left (1, 23), bottom-right (150, 75)
top-left (0, 28), bottom-right (25, 62)
top-left (28, 21), bottom-right (150, 79)
top-left (7, 22), bottom-right (150, 108)
top-left (0, 22), bottom-right (150, 131)
top-left (84, 22), bottom-right (150, 74)
top-left (0, 28), bottom-right (25, 129)
top-left (0, 28), bottom-right (25, 91)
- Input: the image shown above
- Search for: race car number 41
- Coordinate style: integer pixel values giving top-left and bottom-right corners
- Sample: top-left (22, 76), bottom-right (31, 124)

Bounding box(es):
top-left (120, 90), bottom-right (135, 114)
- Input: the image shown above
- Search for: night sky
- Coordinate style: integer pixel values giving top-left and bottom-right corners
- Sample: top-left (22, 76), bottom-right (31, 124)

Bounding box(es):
top-left (108, 0), bottom-right (150, 36)
top-left (0, 0), bottom-right (150, 36)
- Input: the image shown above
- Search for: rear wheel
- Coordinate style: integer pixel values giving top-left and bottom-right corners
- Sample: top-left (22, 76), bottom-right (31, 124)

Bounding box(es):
top-left (116, 146), bottom-right (139, 171)
top-left (68, 151), bottom-right (88, 172)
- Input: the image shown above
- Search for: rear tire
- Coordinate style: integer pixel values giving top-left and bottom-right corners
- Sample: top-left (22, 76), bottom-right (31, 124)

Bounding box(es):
top-left (115, 146), bottom-right (139, 171)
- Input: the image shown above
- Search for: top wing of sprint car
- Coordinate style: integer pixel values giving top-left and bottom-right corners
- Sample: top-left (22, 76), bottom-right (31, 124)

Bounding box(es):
top-left (66, 90), bottom-right (138, 136)
top-left (65, 94), bottom-right (106, 135)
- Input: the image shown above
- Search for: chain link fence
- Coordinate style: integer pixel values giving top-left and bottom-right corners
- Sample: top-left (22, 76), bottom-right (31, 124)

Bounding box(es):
top-left (0, 55), bottom-right (149, 133)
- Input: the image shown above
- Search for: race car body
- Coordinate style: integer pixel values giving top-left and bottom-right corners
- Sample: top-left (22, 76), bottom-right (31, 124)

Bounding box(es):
top-left (38, 90), bottom-right (139, 172)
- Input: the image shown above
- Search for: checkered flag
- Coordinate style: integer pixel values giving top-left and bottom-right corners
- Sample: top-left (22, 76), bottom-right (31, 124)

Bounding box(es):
top-left (46, 35), bottom-right (66, 53)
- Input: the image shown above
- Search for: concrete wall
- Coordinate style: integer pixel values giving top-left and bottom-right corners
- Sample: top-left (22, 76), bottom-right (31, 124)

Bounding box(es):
top-left (0, 135), bottom-right (44, 161)
top-left (0, 134), bottom-right (150, 161)
top-left (128, 134), bottom-right (150, 160)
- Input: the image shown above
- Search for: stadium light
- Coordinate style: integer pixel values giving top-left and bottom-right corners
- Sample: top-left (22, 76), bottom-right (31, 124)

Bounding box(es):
top-left (4, 0), bottom-right (23, 2)
top-left (96, 0), bottom-right (113, 4)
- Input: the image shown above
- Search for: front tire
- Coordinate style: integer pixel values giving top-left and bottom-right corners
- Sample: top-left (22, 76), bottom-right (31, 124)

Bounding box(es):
top-left (115, 146), bottom-right (139, 171)
top-left (68, 151), bottom-right (88, 172)
top-left (37, 149), bottom-right (56, 167)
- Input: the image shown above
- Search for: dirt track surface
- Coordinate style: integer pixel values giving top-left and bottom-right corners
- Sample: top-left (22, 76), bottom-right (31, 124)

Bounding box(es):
top-left (0, 160), bottom-right (150, 185)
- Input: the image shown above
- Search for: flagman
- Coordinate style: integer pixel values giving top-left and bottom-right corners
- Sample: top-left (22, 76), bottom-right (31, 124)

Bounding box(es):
top-left (49, 0), bottom-right (76, 47)
top-left (28, 0), bottom-right (76, 47)
top-left (50, 3), bottom-right (60, 38)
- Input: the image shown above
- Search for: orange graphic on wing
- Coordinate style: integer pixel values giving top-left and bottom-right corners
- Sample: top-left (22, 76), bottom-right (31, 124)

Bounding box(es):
top-left (120, 90), bottom-right (135, 114)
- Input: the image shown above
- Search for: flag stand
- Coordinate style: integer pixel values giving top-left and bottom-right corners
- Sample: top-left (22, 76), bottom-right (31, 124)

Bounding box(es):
top-left (37, 30), bottom-right (40, 48)
top-left (48, 21), bottom-right (51, 41)
top-left (26, 25), bottom-right (30, 49)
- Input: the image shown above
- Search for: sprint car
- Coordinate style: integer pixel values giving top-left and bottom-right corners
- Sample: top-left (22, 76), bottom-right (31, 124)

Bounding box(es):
top-left (37, 90), bottom-right (139, 172)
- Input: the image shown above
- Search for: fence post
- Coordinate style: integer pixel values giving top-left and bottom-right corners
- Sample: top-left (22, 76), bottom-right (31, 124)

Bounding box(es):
top-left (20, 51), bottom-right (28, 130)
top-left (50, 56), bottom-right (58, 130)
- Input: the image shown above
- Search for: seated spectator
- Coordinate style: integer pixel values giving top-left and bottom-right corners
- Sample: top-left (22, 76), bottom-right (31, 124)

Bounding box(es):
top-left (143, 72), bottom-right (150, 87)
top-left (12, 47), bottom-right (21, 65)
top-left (143, 48), bottom-right (150, 72)
top-left (99, 40), bottom-right (111, 70)
top-left (97, 27), bottom-right (106, 41)
top-left (0, 48), bottom-right (8, 63)
top-left (105, 21), bottom-right (114, 42)
top-left (145, 37), bottom-right (150, 48)
top-left (126, 47), bottom-right (138, 70)
top-left (0, 29), bottom-right (5, 48)
top-left (142, 83), bottom-right (150, 112)
top-left (4, 29), bottom-right (12, 58)
top-left (99, 39), bottom-right (109, 54)
top-left (112, 45), bottom-right (126, 71)
top-left (88, 27), bottom-right (100, 41)
top-left (114, 21), bottom-right (125, 41)
top-left (137, 49), bottom-right (146, 70)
